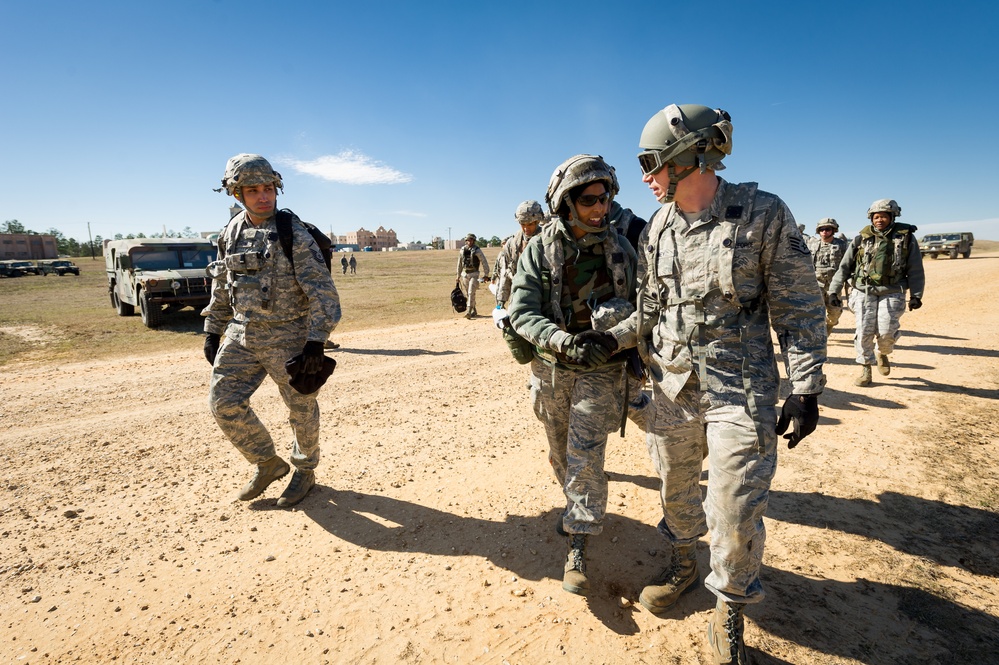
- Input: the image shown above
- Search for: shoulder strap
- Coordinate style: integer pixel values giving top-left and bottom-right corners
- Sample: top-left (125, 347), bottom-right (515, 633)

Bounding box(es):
top-left (277, 209), bottom-right (295, 265)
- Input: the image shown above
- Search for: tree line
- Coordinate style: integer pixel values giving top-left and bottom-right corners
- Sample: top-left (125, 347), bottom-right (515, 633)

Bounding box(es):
top-left (1, 219), bottom-right (200, 258)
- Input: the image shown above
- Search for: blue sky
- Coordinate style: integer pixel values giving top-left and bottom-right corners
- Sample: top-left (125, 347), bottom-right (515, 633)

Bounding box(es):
top-left (2, 1), bottom-right (997, 245)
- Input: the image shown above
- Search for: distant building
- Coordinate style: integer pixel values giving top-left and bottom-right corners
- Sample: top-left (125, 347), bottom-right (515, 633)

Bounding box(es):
top-left (337, 226), bottom-right (397, 251)
top-left (0, 233), bottom-right (58, 260)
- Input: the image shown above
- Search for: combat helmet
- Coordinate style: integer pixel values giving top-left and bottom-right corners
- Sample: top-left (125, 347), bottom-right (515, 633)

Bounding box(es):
top-left (465, 233), bottom-right (477, 242)
top-left (514, 200), bottom-right (545, 225)
top-left (867, 199), bottom-right (901, 220)
top-left (816, 218), bottom-right (839, 232)
top-left (638, 104), bottom-right (732, 203)
top-left (220, 153), bottom-right (283, 196)
top-left (545, 154), bottom-right (616, 233)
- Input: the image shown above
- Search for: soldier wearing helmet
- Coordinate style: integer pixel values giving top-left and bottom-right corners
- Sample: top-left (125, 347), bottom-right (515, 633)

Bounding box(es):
top-left (507, 154), bottom-right (638, 598)
top-left (601, 105), bottom-right (827, 663)
top-left (828, 199), bottom-right (924, 387)
top-left (494, 200), bottom-right (545, 310)
top-left (806, 218), bottom-right (850, 336)
top-left (455, 233), bottom-right (489, 318)
top-left (204, 153), bottom-right (341, 507)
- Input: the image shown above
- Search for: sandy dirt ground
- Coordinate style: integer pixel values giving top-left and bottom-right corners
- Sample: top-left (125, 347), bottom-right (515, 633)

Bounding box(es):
top-left (2, 252), bottom-right (998, 665)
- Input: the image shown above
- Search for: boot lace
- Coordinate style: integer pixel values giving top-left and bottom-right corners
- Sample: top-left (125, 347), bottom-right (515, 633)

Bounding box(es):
top-left (567, 534), bottom-right (586, 573)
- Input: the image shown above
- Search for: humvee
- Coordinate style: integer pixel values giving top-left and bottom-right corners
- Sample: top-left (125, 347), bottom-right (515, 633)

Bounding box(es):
top-left (1, 260), bottom-right (40, 276)
top-left (37, 259), bottom-right (81, 276)
top-left (104, 238), bottom-right (216, 328)
top-left (0, 260), bottom-right (27, 277)
top-left (919, 232), bottom-right (974, 259)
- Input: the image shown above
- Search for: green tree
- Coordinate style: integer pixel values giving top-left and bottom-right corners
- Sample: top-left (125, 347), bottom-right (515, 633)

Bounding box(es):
top-left (488, 236), bottom-right (502, 247)
top-left (2, 219), bottom-right (27, 234)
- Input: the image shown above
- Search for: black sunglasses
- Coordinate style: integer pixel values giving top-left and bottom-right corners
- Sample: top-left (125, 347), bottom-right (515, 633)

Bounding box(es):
top-left (575, 192), bottom-right (611, 207)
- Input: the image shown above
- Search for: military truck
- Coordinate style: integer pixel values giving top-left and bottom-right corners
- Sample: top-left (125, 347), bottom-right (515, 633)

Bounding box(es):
top-left (1, 260), bottom-right (40, 276)
top-left (104, 238), bottom-right (216, 328)
top-left (37, 259), bottom-right (81, 276)
top-left (919, 232), bottom-right (974, 259)
top-left (0, 261), bottom-right (27, 277)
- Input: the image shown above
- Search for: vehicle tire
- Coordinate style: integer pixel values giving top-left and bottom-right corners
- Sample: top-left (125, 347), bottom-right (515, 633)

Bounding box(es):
top-left (929, 253), bottom-right (938, 259)
top-left (950, 249), bottom-right (958, 259)
top-left (963, 250), bottom-right (971, 258)
top-left (114, 290), bottom-right (135, 316)
top-left (139, 289), bottom-right (163, 328)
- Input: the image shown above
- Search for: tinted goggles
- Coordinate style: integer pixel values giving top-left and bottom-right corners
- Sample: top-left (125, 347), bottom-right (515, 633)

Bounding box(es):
top-left (638, 149), bottom-right (669, 177)
top-left (574, 192), bottom-right (611, 207)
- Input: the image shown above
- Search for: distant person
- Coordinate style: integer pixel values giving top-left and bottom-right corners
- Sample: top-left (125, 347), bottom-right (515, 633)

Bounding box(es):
top-left (495, 201), bottom-right (544, 309)
top-left (508, 154), bottom-right (638, 597)
top-left (806, 218), bottom-right (849, 336)
top-left (340, 255), bottom-right (348, 274)
top-left (601, 104), bottom-right (826, 663)
top-left (349, 255), bottom-right (357, 274)
top-left (204, 153), bottom-right (341, 507)
top-left (456, 233), bottom-right (489, 318)
top-left (828, 199), bottom-right (924, 387)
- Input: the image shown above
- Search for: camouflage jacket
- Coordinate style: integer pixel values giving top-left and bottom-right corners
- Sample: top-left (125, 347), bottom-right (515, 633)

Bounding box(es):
top-left (495, 229), bottom-right (534, 305)
top-left (509, 217), bottom-right (637, 369)
top-left (456, 245), bottom-right (489, 276)
top-left (805, 234), bottom-right (849, 288)
top-left (607, 179), bottom-right (826, 401)
top-left (203, 210), bottom-right (341, 344)
top-left (828, 222), bottom-right (925, 298)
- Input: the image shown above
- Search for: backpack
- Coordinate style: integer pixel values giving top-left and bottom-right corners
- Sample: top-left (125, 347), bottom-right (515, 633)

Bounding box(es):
top-left (276, 209), bottom-right (333, 272)
top-left (451, 280), bottom-right (467, 313)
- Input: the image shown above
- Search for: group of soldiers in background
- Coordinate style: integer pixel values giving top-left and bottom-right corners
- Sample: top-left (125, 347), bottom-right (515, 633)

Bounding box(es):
top-left (484, 102), bottom-right (924, 664)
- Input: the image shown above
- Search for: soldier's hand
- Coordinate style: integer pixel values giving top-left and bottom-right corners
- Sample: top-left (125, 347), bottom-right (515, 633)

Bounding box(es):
top-left (301, 341), bottom-right (326, 374)
top-left (204, 333), bottom-right (221, 366)
top-left (908, 296), bottom-right (922, 311)
top-left (828, 293), bottom-right (842, 308)
top-left (775, 394), bottom-right (819, 449)
top-left (568, 331), bottom-right (618, 367)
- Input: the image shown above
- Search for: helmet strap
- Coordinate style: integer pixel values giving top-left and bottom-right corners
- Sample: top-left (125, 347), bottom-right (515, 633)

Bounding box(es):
top-left (658, 163), bottom-right (698, 204)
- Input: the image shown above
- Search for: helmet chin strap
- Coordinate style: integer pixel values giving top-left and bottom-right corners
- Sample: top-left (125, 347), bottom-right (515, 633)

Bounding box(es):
top-left (657, 163), bottom-right (698, 204)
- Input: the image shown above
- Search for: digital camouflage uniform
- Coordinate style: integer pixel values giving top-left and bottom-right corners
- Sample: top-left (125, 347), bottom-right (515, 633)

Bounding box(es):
top-left (608, 179), bottom-right (826, 604)
top-left (495, 229), bottom-right (532, 306)
top-left (806, 233), bottom-right (849, 332)
top-left (456, 243), bottom-right (489, 314)
top-left (509, 218), bottom-right (637, 535)
top-left (205, 210), bottom-right (341, 470)
top-left (828, 222), bottom-right (924, 366)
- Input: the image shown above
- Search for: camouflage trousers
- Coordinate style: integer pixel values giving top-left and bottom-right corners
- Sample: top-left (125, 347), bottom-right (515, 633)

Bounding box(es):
top-left (529, 358), bottom-right (626, 536)
top-left (459, 271), bottom-right (483, 312)
top-left (849, 289), bottom-right (905, 365)
top-left (209, 332), bottom-right (321, 470)
top-left (646, 378), bottom-right (778, 604)
top-left (626, 375), bottom-right (652, 432)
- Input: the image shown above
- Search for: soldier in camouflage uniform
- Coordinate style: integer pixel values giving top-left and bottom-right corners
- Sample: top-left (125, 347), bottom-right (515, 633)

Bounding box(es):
top-left (806, 218), bottom-right (849, 335)
top-left (204, 154), bottom-right (341, 507)
top-left (600, 105), bottom-right (826, 664)
top-left (828, 199), bottom-right (924, 387)
top-left (495, 200), bottom-right (545, 309)
top-left (456, 233), bottom-right (489, 318)
top-left (508, 155), bottom-right (638, 597)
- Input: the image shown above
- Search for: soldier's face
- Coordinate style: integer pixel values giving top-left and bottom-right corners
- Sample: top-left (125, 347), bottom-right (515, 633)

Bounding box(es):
top-left (643, 164), bottom-right (692, 201)
top-left (520, 221), bottom-right (539, 237)
top-left (817, 228), bottom-right (835, 242)
top-left (871, 212), bottom-right (893, 231)
top-left (238, 183), bottom-right (277, 221)
top-left (571, 183), bottom-right (610, 229)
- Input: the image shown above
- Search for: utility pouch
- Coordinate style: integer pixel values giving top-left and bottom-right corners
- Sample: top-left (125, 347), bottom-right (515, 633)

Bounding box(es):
top-left (502, 326), bottom-right (534, 365)
top-left (225, 251), bottom-right (266, 273)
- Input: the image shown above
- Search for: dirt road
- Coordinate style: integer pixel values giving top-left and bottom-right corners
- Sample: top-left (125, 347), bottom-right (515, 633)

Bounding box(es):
top-left (2, 253), bottom-right (998, 664)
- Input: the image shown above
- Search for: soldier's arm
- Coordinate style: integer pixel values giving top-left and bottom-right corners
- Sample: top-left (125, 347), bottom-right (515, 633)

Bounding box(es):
top-left (291, 224), bottom-right (341, 342)
top-left (477, 248), bottom-right (489, 277)
top-left (508, 239), bottom-right (570, 353)
top-left (761, 200), bottom-right (826, 395)
top-left (203, 236), bottom-right (233, 335)
top-left (905, 233), bottom-right (925, 299)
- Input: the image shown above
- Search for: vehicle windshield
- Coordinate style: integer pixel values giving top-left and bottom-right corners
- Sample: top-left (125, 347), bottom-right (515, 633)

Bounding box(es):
top-left (11, 261), bottom-right (32, 267)
top-left (130, 247), bottom-right (216, 270)
top-left (923, 234), bottom-right (959, 243)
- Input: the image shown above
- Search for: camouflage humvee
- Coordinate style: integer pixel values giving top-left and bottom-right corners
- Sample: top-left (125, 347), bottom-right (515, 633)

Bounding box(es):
top-left (37, 259), bottom-right (81, 276)
top-left (919, 232), bottom-right (974, 259)
top-left (1, 260), bottom-right (40, 276)
top-left (104, 238), bottom-right (216, 328)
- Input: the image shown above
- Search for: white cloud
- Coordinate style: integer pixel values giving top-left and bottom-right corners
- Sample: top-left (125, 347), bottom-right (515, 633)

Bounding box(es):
top-left (278, 151), bottom-right (412, 185)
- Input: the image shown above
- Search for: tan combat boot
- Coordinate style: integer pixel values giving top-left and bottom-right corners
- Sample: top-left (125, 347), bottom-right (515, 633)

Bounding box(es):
top-left (562, 534), bottom-right (589, 596)
top-left (238, 456), bottom-right (290, 501)
top-left (639, 541), bottom-right (699, 614)
top-left (876, 353), bottom-right (891, 376)
top-left (277, 469), bottom-right (315, 507)
top-left (707, 598), bottom-right (750, 664)
top-left (854, 364), bottom-right (873, 387)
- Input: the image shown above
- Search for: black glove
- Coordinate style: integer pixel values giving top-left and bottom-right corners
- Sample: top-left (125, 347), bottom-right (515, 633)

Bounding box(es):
top-left (204, 333), bottom-right (221, 365)
top-left (828, 293), bottom-right (842, 308)
top-left (775, 394), bottom-right (819, 449)
top-left (567, 330), bottom-right (618, 367)
top-left (909, 296), bottom-right (922, 311)
top-left (301, 340), bottom-right (326, 374)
